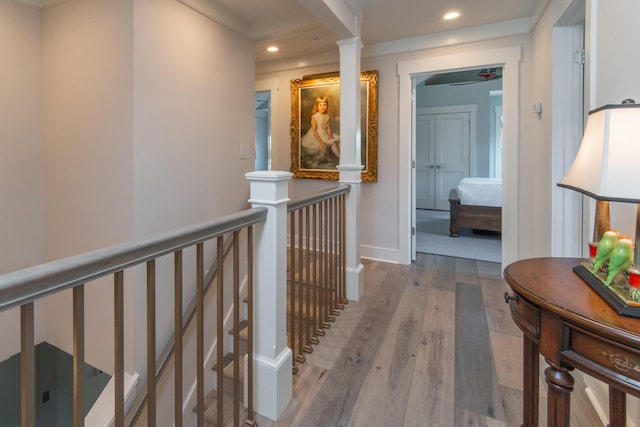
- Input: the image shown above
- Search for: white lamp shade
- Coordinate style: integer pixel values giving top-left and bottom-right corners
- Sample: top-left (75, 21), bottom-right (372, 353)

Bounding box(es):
top-left (558, 103), bottom-right (640, 203)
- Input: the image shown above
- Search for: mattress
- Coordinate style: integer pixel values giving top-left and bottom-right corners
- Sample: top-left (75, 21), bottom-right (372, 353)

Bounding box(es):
top-left (457, 177), bottom-right (502, 207)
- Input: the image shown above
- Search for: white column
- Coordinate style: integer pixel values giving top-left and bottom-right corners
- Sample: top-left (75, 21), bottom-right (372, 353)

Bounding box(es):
top-left (337, 37), bottom-right (365, 301)
top-left (246, 170), bottom-right (292, 421)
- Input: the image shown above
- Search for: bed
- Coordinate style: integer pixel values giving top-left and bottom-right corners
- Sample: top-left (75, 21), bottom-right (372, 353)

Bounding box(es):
top-left (449, 177), bottom-right (502, 237)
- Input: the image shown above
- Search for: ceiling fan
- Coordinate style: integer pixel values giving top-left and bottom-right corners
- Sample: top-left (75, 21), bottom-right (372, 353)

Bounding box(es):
top-left (424, 67), bottom-right (502, 86)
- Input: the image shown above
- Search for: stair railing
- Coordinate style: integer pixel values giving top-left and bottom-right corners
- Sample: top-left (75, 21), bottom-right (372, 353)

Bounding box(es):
top-left (0, 207), bottom-right (266, 427)
top-left (287, 184), bottom-right (350, 374)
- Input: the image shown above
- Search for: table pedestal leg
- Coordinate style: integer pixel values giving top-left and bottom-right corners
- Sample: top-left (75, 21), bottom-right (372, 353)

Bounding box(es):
top-left (608, 385), bottom-right (626, 427)
top-left (544, 359), bottom-right (574, 427)
top-left (522, 336), bottom-right (539, 427)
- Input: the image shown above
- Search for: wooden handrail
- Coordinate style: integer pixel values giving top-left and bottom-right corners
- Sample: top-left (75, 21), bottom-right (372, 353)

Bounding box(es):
top-left (0, 208), bottom-right (267, 312)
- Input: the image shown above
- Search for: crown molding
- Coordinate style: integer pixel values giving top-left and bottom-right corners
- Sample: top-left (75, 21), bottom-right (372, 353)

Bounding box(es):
top-left (14, 0), bottom-right (70, 9)
top-left (364, 17), bottom-right (530, 58)
top-left (177, 0), bottom-right (250, 37)
top-left (14, 0), bottom-right (42, 7)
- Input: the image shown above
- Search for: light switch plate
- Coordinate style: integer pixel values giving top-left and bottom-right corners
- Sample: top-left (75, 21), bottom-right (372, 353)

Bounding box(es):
top-left (239, 145), bottom-right (251, 159)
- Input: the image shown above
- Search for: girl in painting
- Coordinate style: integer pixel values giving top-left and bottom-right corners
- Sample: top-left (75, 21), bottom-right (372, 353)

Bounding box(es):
top-left (301, 96), bottom-right (340, 169)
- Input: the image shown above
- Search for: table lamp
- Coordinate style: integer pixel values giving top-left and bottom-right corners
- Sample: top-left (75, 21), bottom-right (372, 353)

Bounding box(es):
top-left (558, 99), bottom-right (640, 316)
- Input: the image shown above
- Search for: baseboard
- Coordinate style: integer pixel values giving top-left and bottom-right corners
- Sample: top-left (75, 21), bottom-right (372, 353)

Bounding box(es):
top-left (360, 245), bottom-right (403, 264)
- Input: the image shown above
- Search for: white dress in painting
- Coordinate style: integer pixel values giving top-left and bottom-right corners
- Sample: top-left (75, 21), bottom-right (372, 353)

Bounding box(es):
top-left (301, 112), bottom-right (339, 169)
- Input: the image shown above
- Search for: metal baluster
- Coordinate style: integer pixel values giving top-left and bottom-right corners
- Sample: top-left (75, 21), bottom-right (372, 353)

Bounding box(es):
top-left (332, 196), bottom-right (341, 314)
top-left (20, 302), bottom-right (35, 427)
top-left (311, 203), bottom-right (320, 343)
top-left (296, 208), bottom-right (305, 363)
top-left (147, 260), bottom-right (157, 425)
top-left (245, 226), bottom-right (257, 427)
top-left (233, 231), bottom-right (240, 426)
top-left (340, 194), bottom-right (348, 306)
top-left (289, 211), bottom-right (298, 374)
top-left (174, 250), bottom-right (183, 427)
top-left (114, 271), bottom-right (124, 427)
top-left (322, 200), bottom-right (330, 330)
top-left (73, 285), bottom-right (85, 427)
top-left (329, 197), bottom-right (337, 320)
top-left (196, 244), bottom-right (204, 427)
top-left (216, 237), bottom-right (224, 427)
top-left (304, 206), bottom-right (313, 354)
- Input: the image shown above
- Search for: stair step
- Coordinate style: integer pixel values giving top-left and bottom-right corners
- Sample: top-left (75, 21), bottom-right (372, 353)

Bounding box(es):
top-left (228, 320), bottom-right (249, 356)
top-left (212, 352), bottom-right (245, 403)
top-left (198, 389), bottom-right (246, 427)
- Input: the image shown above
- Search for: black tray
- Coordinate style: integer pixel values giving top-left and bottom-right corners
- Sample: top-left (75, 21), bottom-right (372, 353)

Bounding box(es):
top-left (573, 262), bottom-right (640, 318)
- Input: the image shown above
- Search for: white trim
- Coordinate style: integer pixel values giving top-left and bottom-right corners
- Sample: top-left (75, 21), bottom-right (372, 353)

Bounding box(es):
top-left (360, 245), bottom-right (403, 264)
top-left (584, 386), bottom-right (607, 427)
top-left (253, 348), bottom-right (293, 420)
top-left (551, 20), bottom-right (585, 257)
top-left (13, 0), bottom-right (68, 8)
top-left (365, 18), bottom-right (530, 59)
top-left (256, 18), bottom-right (529, 75)
top-left (177, 0), bottom-right (250, 36)
top-left (397, 46), bottom-right (522, 266)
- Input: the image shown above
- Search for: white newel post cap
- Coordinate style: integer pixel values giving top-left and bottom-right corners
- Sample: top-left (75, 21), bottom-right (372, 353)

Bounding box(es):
top-left (246, 171), bottom-right (292, 205)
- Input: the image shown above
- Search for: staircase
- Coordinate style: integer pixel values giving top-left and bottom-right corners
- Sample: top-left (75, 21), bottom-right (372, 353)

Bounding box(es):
top-left (197, 277), bottom-right (344, 426)
top-left (197, 325), bottom-right (248, 426)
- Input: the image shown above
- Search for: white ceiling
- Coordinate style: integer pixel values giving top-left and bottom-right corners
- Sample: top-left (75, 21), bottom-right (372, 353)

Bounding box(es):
top-left (188, 0), bottom-right (549, 64)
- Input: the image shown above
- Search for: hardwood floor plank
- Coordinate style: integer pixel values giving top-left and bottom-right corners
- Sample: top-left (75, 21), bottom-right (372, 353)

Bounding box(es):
top-left (490, 331), bottom-right (523, 391)
top-left (455, 406), bottom-right (507, 427)
top-left (404, 287), bottom-right (456, 426)
top-left (295, 263), bottom-right (410, 427)
top-left (259, 254), bottom-right (605, 426)
top-left (455, 282), bottom-right (503, 420)
top-left (454, 257), bottom-right (482, 286)
top-left (348, 292), bottom-right (424, 426)
top-left (481, 275), bottom-right (522, 337)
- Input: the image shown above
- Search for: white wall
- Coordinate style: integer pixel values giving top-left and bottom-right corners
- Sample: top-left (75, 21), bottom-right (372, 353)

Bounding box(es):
top-left (0, 0), bottom-right (46, 361)
top-left (132, 0), bottom-right (256, 412)
top-left (40, 0), bottom-right (135, 373)
top-left (0, 0), bottom-right (256, 399)
top-left (257, 33), bottom-right (532, 264)
top-left (584, 0), bottom-right (640, 423)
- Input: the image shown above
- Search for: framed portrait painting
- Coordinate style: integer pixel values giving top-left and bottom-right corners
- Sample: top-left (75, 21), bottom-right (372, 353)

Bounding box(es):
top-left (290, 70), bottom-right (378, 182)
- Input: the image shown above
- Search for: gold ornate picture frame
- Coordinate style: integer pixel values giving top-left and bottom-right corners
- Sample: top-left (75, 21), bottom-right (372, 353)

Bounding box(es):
top-left (290, 70), bottom-right (378, 182)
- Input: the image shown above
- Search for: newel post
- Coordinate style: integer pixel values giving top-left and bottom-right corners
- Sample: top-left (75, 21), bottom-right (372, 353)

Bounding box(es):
top-left (338, 36), bottom-right (365, 301)
top-left (246, 170), bottom-right (293, 421)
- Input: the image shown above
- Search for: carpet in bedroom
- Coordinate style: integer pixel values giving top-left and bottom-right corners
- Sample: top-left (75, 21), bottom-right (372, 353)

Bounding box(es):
top-left (415, 209), bottom-right (501, 263)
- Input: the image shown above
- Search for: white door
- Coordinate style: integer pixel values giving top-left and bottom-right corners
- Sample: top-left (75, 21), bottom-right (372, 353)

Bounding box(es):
top-left (416, 114), bottom-right (435, 209)
top-left (416, 111), bottom-right (470, 210)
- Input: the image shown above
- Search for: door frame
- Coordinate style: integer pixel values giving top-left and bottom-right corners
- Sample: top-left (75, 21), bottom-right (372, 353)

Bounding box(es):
top-left (398, 46), bottom-right (522, 264)
top-left (551, 6), bottom-right (586, 257)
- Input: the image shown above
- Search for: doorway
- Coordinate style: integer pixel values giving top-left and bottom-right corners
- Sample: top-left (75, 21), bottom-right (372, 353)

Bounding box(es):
top-left (255, 90), bottom-right (271, 171)
top-left (397, 46), bottom-right (522, 265)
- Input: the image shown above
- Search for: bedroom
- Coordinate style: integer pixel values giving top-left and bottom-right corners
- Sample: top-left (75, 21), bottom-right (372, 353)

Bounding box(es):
top-left (414, 67), bottom-right (503, 262)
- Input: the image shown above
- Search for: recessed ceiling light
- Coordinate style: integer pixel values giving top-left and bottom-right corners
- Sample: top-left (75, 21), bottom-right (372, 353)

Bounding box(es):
top-left (267, 46), bottom-right (279, 53)
top-left (443, 11), bottom-right (460, 20)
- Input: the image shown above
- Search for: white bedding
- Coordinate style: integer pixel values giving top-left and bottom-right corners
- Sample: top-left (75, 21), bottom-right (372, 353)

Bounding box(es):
top-left (457, 177), bottom-right (502, 207)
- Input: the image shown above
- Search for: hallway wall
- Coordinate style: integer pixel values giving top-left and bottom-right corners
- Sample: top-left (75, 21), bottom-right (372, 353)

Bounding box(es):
top-left (0, 0), bottom-right (46, 362)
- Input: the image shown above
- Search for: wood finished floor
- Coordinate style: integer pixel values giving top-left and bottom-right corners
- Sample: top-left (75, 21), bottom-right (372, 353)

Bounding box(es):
top-left (256, 254), bottom-right (603, 427)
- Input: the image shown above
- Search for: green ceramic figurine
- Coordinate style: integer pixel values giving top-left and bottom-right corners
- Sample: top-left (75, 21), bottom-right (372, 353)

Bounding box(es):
top-left (591, 230), bottom-right (620, 274)
top-left (604, 236), bottom-right (634, 286)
